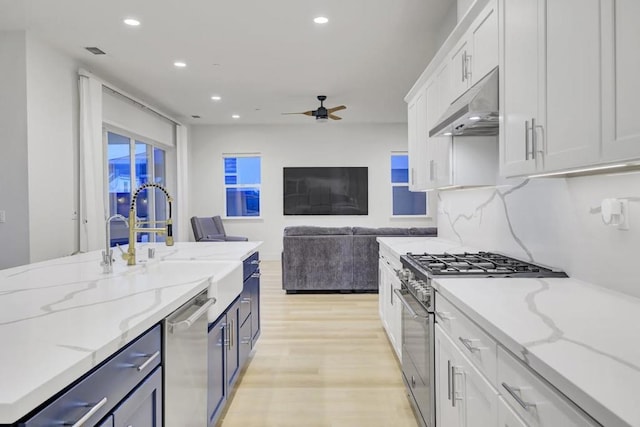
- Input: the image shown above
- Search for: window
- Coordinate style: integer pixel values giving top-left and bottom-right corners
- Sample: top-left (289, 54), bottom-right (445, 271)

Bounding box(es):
top-left (224, 155), bottom-right (261, 217)
top-left (391, 154), bottom-right (427, 216)
top-left (107, 130), bottom-right (168, 246)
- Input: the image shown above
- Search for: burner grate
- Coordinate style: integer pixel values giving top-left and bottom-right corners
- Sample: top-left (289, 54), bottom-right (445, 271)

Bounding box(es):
top-left (404, 252), bottom-right (567, 278)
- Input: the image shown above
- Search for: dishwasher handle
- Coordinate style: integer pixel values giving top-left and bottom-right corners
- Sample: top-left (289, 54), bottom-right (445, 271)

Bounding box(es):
top-left (393, 288), bottom-right (429, 319)
top-left (168, 297), bottom-right (216, 333)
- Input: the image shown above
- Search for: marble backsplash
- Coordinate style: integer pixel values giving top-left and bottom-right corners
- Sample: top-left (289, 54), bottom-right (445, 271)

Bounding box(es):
top-left (436, 170), bottom-right (640, 298)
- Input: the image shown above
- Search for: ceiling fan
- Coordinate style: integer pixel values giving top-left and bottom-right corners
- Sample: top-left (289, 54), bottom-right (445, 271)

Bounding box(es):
top-left (282, 95), bottom-right (346, 121)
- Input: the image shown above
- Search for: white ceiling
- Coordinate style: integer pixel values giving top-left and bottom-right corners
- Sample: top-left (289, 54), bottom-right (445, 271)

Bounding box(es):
top-left (0, 0), bottom-right (454, 124)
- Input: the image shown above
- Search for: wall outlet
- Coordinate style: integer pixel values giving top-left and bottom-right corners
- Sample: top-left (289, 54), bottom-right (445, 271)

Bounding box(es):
top-left (0, 210), bottom-right (5, 223)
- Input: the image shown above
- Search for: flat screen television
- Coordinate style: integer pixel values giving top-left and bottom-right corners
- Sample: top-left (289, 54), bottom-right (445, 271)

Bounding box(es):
top-left (283, 167), bottom-right (368, 215)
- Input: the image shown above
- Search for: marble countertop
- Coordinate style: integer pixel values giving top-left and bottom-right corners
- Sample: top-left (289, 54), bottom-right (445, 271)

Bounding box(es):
top-left (378, 237), bottom-right (639, 427)
top-left (0, 241), bottom-right (261, 424)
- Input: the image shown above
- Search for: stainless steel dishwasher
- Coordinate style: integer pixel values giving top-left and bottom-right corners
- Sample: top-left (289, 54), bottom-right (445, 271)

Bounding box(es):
top-left (163, 289), bottom-right (216, 427)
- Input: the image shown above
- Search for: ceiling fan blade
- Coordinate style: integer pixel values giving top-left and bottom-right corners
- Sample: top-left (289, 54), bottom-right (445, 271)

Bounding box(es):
top-left (281, 110), bottom-right (314, 116)
top-left (329, 114), bottom-right (342, 120)
top-left (327, 105), bottom-right (346, 114)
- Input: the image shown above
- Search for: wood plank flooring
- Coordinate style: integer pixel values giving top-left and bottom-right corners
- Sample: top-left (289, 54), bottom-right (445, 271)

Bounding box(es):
top-left (217, 261), bottom-right (418, 427)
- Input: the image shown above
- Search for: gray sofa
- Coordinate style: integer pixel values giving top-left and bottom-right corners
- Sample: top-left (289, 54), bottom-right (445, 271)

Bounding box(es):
top-left (282, 226), bottom-right (437, 293)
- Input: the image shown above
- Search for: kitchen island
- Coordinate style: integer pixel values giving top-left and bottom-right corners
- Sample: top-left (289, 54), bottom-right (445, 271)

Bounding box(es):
top-left (0, 241), bottom-right (261, 425)
top-left (378, 237), bottom-right (640, 427)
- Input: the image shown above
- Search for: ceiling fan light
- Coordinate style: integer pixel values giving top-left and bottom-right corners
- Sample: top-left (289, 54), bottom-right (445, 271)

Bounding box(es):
top-left (316, 116), bottom-right (329, 123)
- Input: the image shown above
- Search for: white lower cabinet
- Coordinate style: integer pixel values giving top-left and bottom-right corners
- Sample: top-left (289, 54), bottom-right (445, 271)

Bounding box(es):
top-left (497, 347), bottom-right (598, 427)
top-left (498, 397), bottom-right (528, 427)
top-left (435, 324), bottom-right (499, 427)
top-left (378, 251), bottom-right (402, 360)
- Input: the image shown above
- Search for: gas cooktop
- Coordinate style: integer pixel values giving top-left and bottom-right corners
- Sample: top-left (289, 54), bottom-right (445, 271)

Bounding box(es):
top-left (402, 252), bottom-right (568, 278)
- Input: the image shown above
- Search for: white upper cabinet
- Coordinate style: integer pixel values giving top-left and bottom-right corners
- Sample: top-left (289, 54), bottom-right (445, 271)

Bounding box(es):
top-left (499, 0), bottom-right (543, 177)
top-left (500, 0), bottom-right (640, 177)
top-left (450, 0), bottom-right (498, 102)
top-left (601, 0), bottom-right (640, 162)
top-left (407, 86), bottom-right (430, 191)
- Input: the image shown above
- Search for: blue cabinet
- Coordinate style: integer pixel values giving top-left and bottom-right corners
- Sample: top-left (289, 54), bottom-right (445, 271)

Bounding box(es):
top-left (17, 325), bottom-right (162, 427)
top-left (208, 315), bottom-right (227, 426)
top-left (112, 366), bottom-right (162, 426)
top-left (207, 251), bottom-right (261, 427)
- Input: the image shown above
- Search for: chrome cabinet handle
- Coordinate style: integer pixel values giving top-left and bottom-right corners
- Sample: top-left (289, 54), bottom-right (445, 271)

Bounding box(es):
top-left (451, 365), bottom-right (460, 407)
top-left (502, 382), bottom-right (537, 410)
top-left (461, 52), bottom-right (466, 82)
top-left (435, 311), bottom-right (454, 321)
top-left (411, 167), bottom-right (415, 185)
top-left (250, 259), bottom-right (260, 265)
top-left (230, 319), bottom-right (234, 348)
top-left (458, 336), bottom-right (482, 353)
top-left (241, 297), bottom-right (251, 304)
top-left (465, 53), bottom-right (472, 80)
top-left (531, 118), bottom-right (537, 160)
top-left (525, 120), bottom-right (531, 160)
top-left (135, 350), bottom-right (160, 372)
top-left (67, 397), bottom-right (108, 427)
top-left (429, 160), bottom-right (435, 181)
top-left (168, 298), bottom-right (216, 332)
top-left (393, 289), bottom-right (429, 319)
top-left (447, 360), bottom-right (453, 401)
top-left (251, 272), bottom-right (261, 279)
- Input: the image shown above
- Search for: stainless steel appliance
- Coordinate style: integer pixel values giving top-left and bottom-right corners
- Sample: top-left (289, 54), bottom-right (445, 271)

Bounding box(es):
top-left (163, 290), bottom-right (216, 427)
top-left (395, 252), bottom-right (567, 427)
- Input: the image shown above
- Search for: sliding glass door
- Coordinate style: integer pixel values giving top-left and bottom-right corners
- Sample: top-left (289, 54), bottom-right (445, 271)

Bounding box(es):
top-left (107, 130), bottom-right (167, 246)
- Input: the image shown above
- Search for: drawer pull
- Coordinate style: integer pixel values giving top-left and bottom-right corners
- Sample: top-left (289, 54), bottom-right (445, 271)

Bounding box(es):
top-left (447, 360), bottom-right (452, 401)
top-left (458, 336), bottom-right (482, 353)
top-left (436, 311), bottom-right (454, 321)
top-left (502, 382), bottom-right (537, 410)
top-left (250, 259), bottom-right (261, 265)
top-left (67, 397), bottom-right (108, 427)
top-left (241, 297), bottom-right (251, 304)
top-left (251, 272), bottom-right (261, 278)
top-left (135, 350), bottom-right (160, 372)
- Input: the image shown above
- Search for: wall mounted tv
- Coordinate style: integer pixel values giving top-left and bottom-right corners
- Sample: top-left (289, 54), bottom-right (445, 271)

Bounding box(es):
top-left (283, 167), bottom-right (368, 215)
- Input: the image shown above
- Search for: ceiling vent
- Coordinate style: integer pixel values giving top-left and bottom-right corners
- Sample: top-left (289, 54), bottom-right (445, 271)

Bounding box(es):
top-left (85, 47), bottom-right (106, 55)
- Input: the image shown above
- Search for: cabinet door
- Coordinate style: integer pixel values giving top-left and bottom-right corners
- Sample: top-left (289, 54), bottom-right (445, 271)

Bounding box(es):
top-left (451, 37), bottom-right (471, 100)
top-left (498, 397), bottom-right (528, 427)
top-left (112, 367), bottom-right (162, 427)
top-left (544, 0), bottom-right (601, 171)
top-left (408, 88), bottom-right (430, 191)
top-left (208, 315), bottom-right (227, 426)
top-left (470, 0), bottom-right (498, 83)
top-left (239, 315), bottom-right (252, 368)
top-left (378, 260), bottom-right (387, 324)
top-left (499, 0), bottom-right (542, 177)
top-left (249, 273), bottom-right (261, 343)
top-left (602, 0), bottom-right (640, 162)
top-left (226, 299), bottom-right (241, 388)
top-left (435, 325), bottom-right (464, 427)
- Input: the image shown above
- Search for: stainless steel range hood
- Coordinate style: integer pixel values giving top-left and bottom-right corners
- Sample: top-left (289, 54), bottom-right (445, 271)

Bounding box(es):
top-left (429, 67), bottom-right (499, 137)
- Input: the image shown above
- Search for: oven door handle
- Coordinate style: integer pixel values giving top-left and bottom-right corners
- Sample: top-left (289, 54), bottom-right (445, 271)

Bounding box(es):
top-left (393, 289), bottom-right (429, 319)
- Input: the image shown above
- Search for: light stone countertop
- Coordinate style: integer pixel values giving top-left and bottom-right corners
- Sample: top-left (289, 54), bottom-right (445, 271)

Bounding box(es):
top-left (377, 236), bottom-right (639, 427)
top-left (0, 241), bottom-right (261, 424)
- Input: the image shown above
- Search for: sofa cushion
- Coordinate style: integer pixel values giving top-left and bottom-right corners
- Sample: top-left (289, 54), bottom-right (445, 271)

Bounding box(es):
top-left (283, 226), bottom-right (353, 236)
top-left (352, 227), bottom-right (410, 236)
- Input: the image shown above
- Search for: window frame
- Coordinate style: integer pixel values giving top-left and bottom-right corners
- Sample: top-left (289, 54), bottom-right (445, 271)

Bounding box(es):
top-left (390, 152), bottom-right (428, 218)
top-left (222, 153), bottom-right (262, 219)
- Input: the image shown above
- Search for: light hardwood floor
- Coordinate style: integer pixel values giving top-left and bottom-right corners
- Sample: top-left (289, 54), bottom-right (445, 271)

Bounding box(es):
top-left (217, 260), bottom-right (418, 427)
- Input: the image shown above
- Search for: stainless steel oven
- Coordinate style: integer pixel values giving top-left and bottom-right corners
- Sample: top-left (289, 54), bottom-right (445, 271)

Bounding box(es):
top-left (394, 276), bottom-right (435, 427)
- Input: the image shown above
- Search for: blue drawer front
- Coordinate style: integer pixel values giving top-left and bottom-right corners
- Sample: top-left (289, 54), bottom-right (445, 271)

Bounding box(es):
top-left (242, 252), bottom-right (260, 281)
top-left (21, 325), bottom-right (161, 427)
top-left (112, 366), bottom-right (162, 427)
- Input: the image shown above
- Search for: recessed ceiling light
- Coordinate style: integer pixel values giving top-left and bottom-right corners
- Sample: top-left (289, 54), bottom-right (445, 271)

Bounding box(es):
top-left (123, 18), bottom-right (140, 26)
top-left (211, 96), bottom-right (221, 101)
top-left (232, 114), bottom-right (240, 119)
top-left (314, 16), bottom-right (329, 24)
top-left (174, 61), bottom-right (187, 68)
top-left (469, 116), bottom-right (481, 121)
top-left (443, 132), bottom-right (453, 136)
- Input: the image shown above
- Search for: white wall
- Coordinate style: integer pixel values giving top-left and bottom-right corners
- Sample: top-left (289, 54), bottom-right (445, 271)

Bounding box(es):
top-left (189, 123), bottom-right (437, 260)
top-left (0, 31), bottom-right (30, 269)
top-left (437, 171), bottom-right (640, 298)
top-left (25, 33), bottom-right (78, 262)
